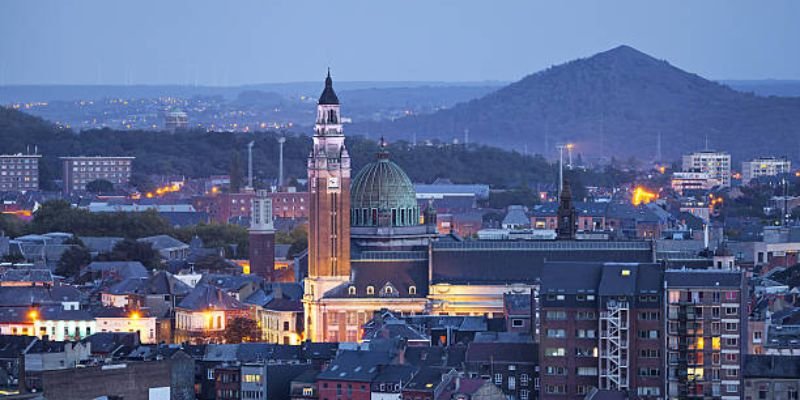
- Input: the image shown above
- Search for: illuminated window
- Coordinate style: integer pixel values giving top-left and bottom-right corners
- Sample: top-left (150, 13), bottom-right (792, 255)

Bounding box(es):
top-left (697, 337), bottom-right (704, 350)
top-left (712, 337), bottom-right (721, 350)
top-left (621, 269), bottom-right (631, 276)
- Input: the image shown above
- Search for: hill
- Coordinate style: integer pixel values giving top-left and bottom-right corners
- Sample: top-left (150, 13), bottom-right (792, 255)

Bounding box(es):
top-left (350, 46), bottom-right (800, 162)
top-left (0, 106), bottom-right (556, 190)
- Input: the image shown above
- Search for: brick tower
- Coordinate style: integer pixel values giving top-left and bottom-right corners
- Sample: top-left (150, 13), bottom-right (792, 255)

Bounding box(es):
top-left (304, 70), bottom-right (352, 341)
top-left (249, 189), bottom-right (276, 280)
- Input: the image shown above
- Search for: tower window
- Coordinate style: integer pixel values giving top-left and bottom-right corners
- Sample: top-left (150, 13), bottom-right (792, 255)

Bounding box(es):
top-left (366, 286), bottom-right (375, 295)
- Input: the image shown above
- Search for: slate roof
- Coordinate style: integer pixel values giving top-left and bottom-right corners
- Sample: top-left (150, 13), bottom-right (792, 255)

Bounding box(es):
top-left (403, 366), bottom-right (446, 392)
top-left (540, 262), bottom-right (603, 294)
top-left (1, 268), bottom-right (53, 283)
top-left (316, 350), bottom-right (394, 382)
top-left (203, 344), bottom-right (239, 362)
top-left (236, 343), bottom-right (303, 363)
top-left (665, 269), bottom-right (743, 288)
top-left (326, 260), bottom-right (428, 299)
top-left (79, 236), bottom-right (123, 254)
top-left (200, 274), bottom-right (264, 292)
top-left (503, 293), bottom-right (531, 315)
top-left (431, 240), bottom-right (654, 285)
top-left (106, 277), bottom-right (147, 295)
top-left (145, 271), bottom-right (192, 296)
top-left (275, 244), bottom-right (291, 260)
top-left (531, 201), bottom-right (608, 217)
top-left (82, 332), bottom-right (139, 355)
top-left (177, 284), bottom-right (247, 311)
top-left (743, 355), bottom-right (800, 379)
top-left (39, 305), bottom-right (93, 321)
top-left (137, 235), bottom-right (188, 250)
top-left (0, 285), bottom-right (81, 307)
top-left (86, 261), bottom-right (148, 279)
top-left (501, 205), bottom-right (529, 227)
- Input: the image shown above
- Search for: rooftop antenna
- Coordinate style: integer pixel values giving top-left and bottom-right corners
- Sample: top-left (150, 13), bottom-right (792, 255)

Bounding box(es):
top-left (246, 141), bottom-right (255, 190)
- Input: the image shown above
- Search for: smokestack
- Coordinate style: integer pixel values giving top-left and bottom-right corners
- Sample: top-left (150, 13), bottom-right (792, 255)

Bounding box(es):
top-left (246, 141), bottom-right (255, 190)
top-left (278, 136), bottom-right (286, 188)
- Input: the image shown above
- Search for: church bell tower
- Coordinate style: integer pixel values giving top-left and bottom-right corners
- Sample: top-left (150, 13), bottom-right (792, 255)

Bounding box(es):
top-left (304, 70), bottom-right (352, 341)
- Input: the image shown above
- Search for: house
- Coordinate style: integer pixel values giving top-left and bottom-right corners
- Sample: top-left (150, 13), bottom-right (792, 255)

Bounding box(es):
top-left (138, 235), bottom-right (190, 261)
top-left (174, 284), bottom-right (250, 344)
top-left (92, 307), bottom-right (158, 344)
top-left (316, 350), bottom-right (396, 400)
top-left (464, 341), bottom-right (537, 400)
top-left (742, 355), bottom-right (800, 399)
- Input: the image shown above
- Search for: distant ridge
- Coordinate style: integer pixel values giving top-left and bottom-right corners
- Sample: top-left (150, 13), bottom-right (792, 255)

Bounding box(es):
top-left (351, 45), bottom-right (800, 162)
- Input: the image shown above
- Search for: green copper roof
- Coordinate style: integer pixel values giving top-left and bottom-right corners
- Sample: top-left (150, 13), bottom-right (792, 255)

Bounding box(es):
top-left (351, 149), bottom-right (420, 227)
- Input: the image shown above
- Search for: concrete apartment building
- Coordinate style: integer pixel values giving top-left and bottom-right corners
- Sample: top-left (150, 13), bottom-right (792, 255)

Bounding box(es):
top-left (742, 157), bottom-right (792, 185)
top-left (61, 156), bottom-right (134, 195)
top-left (682, 151), bottom-right (732, 188)
top-left (0, 153), bottom-right (41, 191)
top-left (665, 269), bottom-right (746, 400)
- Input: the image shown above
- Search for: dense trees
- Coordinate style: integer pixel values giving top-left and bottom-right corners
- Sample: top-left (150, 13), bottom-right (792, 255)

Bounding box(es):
top-left (56, 246), bottom-right (91, 278)
top-left (28, 201), bottom-right (173, 238)
top-left (224, 317), bottom-right (262, 343)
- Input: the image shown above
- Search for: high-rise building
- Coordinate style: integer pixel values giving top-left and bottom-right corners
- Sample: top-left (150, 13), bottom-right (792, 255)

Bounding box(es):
top-left (741, 157), bottom-right (791, 185)
top-left (665, 269), bottom-right (746, 400)
top-left (539, 262), bottom-right (664, 398)
top-left (682, 151), bottom-right (732, 188)
top-left (164, 109), bottom-right (189, 132)
top-left (303, 71), bottom-right (353, 342)
top-left (61, 156), bottom-right (134, 195)
top-left (0, 153), bottom-right (41, 191)
top-left (248, 190), bottom-right (275, 281)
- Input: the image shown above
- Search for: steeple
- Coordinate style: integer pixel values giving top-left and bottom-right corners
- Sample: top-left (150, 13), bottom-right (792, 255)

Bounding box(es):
top-left (318, 68), bottom-right (340, 105)
top-left (557, 179), bottom-right (576, 240)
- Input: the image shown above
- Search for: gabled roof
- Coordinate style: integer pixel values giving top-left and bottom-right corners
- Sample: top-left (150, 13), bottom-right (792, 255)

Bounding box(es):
top-left (177, 284), bottom-right (247, 311)
top-left (86, 261), bottom-right (148, 280)
top-left (0, 285), bottom-right (82, 307)
top-left (1, 268), bottom-right (53, 283)
top-left (325, 260), bottom-right (428, 299)
top-left (137, 235), bottom-right (188, 251)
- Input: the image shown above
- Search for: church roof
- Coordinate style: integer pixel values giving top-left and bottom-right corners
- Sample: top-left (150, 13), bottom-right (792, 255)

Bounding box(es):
top-left (351, 142), bottom-right (419, 227)
top-left (318, 69), bottom-right (340, 105)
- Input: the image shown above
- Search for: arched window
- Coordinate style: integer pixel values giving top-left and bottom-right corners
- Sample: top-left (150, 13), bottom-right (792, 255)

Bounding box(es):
top-left (409, 286), bottom-right (417, 295)
top-left (366, 286), bottom-right (375, 295)
top-left (385, 286), bottom-right (394, 294)
top-left (348, 286), bottom-right (356, 295)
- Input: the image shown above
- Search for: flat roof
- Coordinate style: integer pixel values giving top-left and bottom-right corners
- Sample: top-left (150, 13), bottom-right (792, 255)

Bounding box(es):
top-left (60, 156), bottom-right (135, 159)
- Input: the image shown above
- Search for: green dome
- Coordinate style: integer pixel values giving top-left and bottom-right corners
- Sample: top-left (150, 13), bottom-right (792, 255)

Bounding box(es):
top-left (351, 149), bottom-right (420, 228)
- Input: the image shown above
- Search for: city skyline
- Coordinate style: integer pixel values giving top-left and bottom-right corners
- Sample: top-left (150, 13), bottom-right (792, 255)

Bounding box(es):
top-left (1, 0), bottom-right (799, 85)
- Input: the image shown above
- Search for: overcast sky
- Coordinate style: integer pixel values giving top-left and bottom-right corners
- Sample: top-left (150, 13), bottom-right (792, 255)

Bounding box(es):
top-left (1, 0), bottom-right (798, 85)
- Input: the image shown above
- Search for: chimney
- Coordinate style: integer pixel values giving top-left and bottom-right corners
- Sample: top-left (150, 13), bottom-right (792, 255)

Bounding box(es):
top-left (278, 136), bottom-right (286, 189)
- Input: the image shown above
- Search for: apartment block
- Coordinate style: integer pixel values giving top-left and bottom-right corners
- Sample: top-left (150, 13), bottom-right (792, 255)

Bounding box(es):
top-left (742, 157), bottom-right (792, 185)
top-left (61, 156), bottom-right (134, 195)
top-left (665, 269), bottom-right (746, 400)
top-left (682, 151), bottom-right (732, 188)
top-left (0, 153), bottom-right (41, 191)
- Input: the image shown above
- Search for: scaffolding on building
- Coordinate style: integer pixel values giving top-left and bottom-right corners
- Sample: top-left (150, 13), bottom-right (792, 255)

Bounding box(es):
top-left (599, 300), bottom-right (630, 390)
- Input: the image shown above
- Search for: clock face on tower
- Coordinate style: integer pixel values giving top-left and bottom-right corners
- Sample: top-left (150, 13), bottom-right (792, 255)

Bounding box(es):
top-left (327, 177), bottom-right (339, 190)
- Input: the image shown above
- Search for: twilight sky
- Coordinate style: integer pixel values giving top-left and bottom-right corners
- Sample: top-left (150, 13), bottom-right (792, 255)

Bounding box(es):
top-left (1, 0), bottom-right (798, 85)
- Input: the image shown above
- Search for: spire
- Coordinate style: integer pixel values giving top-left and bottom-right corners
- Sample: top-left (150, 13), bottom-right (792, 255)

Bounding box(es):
top-left (377, 137), bottom-right (389, 160)
top-left (319, 68), bottom-right (339, 105)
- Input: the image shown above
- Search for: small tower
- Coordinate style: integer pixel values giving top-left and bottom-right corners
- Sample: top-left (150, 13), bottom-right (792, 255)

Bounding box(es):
top-left (713, 241), bottom-right (736, 270)
top-left (557, 179), bottom-right (576, 240)
top-left (249, 190), bottom-right (276, 280)
top-left (424, 199), bottom-right (438, 234)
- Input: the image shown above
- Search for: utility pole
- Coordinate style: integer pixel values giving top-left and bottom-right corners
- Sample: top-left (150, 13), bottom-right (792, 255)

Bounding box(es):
top-left (557, 144), bottom-right (566, 196)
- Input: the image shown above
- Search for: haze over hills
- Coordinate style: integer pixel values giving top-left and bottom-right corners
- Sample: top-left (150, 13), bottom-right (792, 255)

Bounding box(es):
top-left (350, 45), bottom-right (800, 163)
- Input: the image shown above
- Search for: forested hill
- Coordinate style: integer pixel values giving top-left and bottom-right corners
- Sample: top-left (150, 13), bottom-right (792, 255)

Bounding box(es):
top-left (350, 45), bottom-right (800, 162)
top-left (0, 106), bottom-right (557, 190)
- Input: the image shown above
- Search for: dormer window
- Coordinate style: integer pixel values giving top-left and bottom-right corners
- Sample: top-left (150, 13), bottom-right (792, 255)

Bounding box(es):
top-left (348, 286), bottom-right (356, 296)
top-left (409, 286), bottom-right (417, 295)
top-left (384, 286), bottom-right (394, 295)
top-left (366, 286), bottom-right (375, 295)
